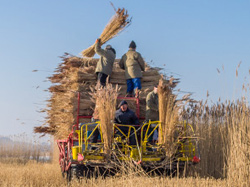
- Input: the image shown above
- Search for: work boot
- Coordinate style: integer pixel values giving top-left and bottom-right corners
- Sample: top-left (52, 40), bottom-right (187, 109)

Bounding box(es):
top-left (135, 90), bottom-right (140, 98)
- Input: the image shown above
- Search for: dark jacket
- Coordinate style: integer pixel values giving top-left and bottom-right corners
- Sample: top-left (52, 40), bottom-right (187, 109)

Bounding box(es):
top-left (114, 108), bottom-right (139, 125)
top-left (95, 43), bottom-right (116, 76)
top-left (146, 91), bottom-right (159, 121)
top-left (119, 49), bottom-right (145, 79)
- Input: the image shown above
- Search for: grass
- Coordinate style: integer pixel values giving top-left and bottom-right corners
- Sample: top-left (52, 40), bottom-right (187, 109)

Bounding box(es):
top-left (0, 161), bottom-right (226, 187)
top-left (0, 134), bottom-right (51, 164)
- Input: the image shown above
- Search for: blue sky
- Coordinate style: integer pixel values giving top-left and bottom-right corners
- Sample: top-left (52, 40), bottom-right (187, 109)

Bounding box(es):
top-left (0, 0), bottom-right (249, 137)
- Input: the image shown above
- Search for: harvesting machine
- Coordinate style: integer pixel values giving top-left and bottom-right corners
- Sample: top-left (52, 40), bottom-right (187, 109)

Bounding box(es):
top-left (57, 93), bottom-right (200, 181)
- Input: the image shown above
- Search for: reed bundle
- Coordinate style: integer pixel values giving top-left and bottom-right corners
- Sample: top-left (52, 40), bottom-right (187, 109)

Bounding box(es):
top-left (81, 8), bottom-right (131, 57)
top-left (34, 54), bottom-right (178, 139)
top-left (90, 83), bottom-right (119, 157)
top-left (158, 78), bottom-right (179, 155)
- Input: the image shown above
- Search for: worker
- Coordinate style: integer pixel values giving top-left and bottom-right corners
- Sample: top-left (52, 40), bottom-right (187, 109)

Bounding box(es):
top-left (94, 38), bottom-right (116, 87)
top-left (89, 107), bottom-right (100, 144)
top-left (119, 41), bottom-right (145, 97)
top-left (114, 100), bottom-right (139, 145)
top-left (146, 85), bottom-right (159, 143)
top-left (146, 85), bottom-right (159, 121)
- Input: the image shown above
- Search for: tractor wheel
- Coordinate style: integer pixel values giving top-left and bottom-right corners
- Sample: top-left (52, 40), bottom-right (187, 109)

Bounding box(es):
top-left (66, 167), bottom-right (72, 183)
top-left (67, 165), bottom-right (79, 183)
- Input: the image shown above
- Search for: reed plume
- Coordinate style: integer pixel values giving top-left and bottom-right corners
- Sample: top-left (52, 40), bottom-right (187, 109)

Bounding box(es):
top-left (90, 83), bottom-right (119, 158)
top-left (82, 8), bottom-right (131, 58)
top-left (158, 78), bottom-right (179, 156)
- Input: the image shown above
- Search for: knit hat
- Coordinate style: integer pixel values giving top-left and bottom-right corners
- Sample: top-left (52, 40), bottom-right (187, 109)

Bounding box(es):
top-left (118, 100), bottom-right (128, 108)
top-left (129, 41), bottom-right (136, 49)
top-left (105, 45), bottom-right (112, 50)
top-left (105, 45), bottom-right (116, 54)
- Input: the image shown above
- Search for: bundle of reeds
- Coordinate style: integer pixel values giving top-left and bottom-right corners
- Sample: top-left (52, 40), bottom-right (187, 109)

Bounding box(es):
top-left (34, 54), bottom-right (178, 139)
top-left (81, 8), bottom-right (131, 57)
top-left (158, 78), bottom-right (180, 155)
top-left (90, 83), bottom-right (119, 158)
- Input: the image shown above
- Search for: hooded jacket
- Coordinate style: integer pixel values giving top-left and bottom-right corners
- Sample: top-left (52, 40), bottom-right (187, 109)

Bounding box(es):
top-left (114, 108), bottom-right (139, 126)
top-left (95, 43), bottom-right (116, 76)
top-left (119, 49), bottom-right (145, 79)
top-left (146, 91), bottom-right (159, 121)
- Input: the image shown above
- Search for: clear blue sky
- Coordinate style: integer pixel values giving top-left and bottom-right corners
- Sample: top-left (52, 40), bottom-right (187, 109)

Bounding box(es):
top-left (0, 0), bottom-right (249, 137)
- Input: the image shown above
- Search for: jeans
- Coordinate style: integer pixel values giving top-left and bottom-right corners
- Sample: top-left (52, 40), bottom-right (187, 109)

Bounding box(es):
top-left (126, 78), bottom-right (142, 93)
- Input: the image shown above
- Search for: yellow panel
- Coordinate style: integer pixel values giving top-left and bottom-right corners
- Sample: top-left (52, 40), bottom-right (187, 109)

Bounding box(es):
top-left (142, 157), bottom-right (161, 162)
top-left (72, 146), bottom-right (80, 160)
top-left (84, 155), bottom-right (104, 160)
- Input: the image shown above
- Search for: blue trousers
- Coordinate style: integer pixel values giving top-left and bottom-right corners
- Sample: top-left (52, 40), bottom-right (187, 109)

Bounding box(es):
top-left (126, 78), bottom-right (142, 93)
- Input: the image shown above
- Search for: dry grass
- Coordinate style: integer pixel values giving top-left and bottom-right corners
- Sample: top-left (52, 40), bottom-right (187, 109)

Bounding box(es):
top-left (81, 7), bottom-right (131, 58)
top-left (226, 100), bottom-right (250, 186)
top-left (90, 83), bottom-right (119, 156)
top-left (34, 56), bottom-right (164, 139)
top-left (0, 161), bottom-right (227, 187)
top-left (181, 98), bottom-right (250, 183)
top-left (158, 78), bottom-right (183, 156)
top-left (0, 134), bottom-right (51, 164)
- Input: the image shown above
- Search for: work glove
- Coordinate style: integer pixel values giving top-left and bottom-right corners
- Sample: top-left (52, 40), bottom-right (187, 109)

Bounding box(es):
top-left (95, 38), bottom-right (101, 44)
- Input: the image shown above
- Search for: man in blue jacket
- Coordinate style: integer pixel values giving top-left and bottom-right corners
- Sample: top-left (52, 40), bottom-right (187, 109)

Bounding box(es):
top-left (114, 100), bottom-right (139, 145)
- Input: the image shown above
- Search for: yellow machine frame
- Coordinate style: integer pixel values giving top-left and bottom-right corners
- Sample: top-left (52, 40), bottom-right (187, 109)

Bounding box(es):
top-left (71, 121), bottom-right (198, 163)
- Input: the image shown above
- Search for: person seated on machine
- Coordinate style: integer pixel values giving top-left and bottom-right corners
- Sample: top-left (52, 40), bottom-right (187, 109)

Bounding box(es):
top-left (89, 107), bottom-right (100, 144)
top-left (114, 100), bottom-right (140, 145)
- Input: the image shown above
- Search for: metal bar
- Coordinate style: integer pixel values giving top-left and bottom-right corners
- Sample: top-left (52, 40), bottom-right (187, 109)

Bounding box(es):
top-left (86, 123), bottom-right (100, 141)
top-left (136, 97), bottom-right (140, 119)
top-left (128, 127), bottom-right (131, 142)
top-left (147, 123), bottom-right (159, 140)
top-left (145, 122), bottom-right (151, 140)
top-left (85, 124), bottom-right (88, 151)
top-left (77, 92), bottom-right (80, 129)
top-left (130, 126), bottom-right (142, 161)
top-left (114, 124), bottom-right (127, 137)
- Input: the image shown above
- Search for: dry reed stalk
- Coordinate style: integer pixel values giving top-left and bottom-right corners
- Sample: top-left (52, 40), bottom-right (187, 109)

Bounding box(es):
top-left (158, 78), bottom-right (179, 156)
top-left (181, 100), bottom-right (228, 178)
top-left (82, 8), bottom-right (131, 57)
top-left (226, 100), bottom-right (250, 185)
top-left (180, 96), bottom-right (250, 180)
top-left (35, 56), bottom-right (165, 138)
top-left (90, 83), bottom-right (119, 158)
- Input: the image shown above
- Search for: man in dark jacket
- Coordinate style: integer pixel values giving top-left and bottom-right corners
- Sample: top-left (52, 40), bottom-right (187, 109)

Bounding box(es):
top-left (95, 38), bottom-right (116, 86)
top-left (119, 41), bottom-right (145, 97)
top-left (114, 100), bottom-right (139, 145)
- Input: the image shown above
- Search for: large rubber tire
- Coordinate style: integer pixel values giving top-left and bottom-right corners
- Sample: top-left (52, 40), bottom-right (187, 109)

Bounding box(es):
top-left (67, 166), bottom-right (78, 183)
top-left (66, 167), bottom-right (72, 183)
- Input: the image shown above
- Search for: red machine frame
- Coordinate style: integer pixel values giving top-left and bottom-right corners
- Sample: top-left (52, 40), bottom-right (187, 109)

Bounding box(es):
top-left (57, 92), bottom-right (142, 174)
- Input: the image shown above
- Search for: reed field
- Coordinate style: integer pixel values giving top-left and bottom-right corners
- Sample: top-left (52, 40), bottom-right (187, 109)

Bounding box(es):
top-left (0, 161), bottom-right (226, 187)
top-left (1, 92), bottom-right (250, 186)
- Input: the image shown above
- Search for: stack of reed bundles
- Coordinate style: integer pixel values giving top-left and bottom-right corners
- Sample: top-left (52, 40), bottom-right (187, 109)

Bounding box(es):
top-left (34, 54), bottom-right (179, 139)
